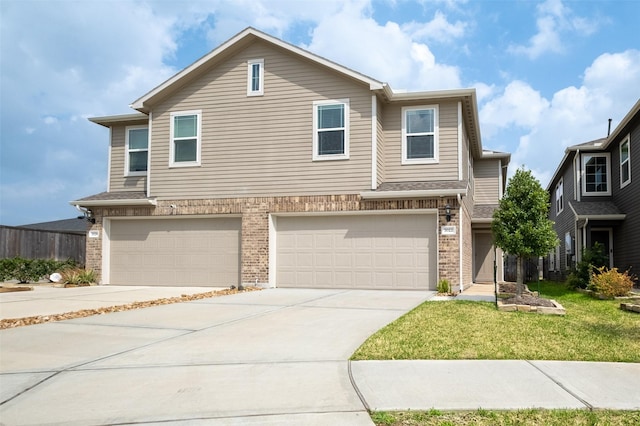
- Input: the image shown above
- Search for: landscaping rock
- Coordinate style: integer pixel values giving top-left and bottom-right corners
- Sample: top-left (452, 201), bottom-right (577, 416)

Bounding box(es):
top-left (620, 303), bottom-right (640, 313)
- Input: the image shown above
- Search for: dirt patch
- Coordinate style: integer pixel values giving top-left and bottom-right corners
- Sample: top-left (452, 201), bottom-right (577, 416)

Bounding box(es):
top-left (0, 287), bottom-right (261, 330)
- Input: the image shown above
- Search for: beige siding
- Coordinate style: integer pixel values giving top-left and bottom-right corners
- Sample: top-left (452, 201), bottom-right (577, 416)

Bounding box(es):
top-left (148, 40), bottom-right (373, 198)
top-left (108, 125), bottom-right (147, 192)
top-left (474, 159), bottom-right (500, 204)
top-left (381, 101), bottom-right (459, 182)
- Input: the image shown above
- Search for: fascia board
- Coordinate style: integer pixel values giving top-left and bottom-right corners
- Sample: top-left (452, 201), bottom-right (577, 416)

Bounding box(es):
top-left (69, 199), bottom-right (157, 207)
top-left (360, 188), bottom-right (468, 199)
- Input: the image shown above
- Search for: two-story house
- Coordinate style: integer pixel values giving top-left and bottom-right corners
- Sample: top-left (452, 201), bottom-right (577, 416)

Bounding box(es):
top-left (547, 99), bottom-right (639, 279)
top-left (72, 27), bottom-right (510, 291)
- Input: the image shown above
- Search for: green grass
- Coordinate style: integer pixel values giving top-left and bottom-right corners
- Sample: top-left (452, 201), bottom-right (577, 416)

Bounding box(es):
top-left (352, 281), bottom-right (640, 362)
top-left (371, 409), bottom-right (640, 426)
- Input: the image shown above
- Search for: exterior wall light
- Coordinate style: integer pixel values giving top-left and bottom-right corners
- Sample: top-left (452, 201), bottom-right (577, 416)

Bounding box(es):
top-left (445, 204), bottom-right (451, 222)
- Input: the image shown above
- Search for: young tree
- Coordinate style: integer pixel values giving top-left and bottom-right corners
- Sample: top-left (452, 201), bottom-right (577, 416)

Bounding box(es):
top-left (492, 167), bottom-right (558, 296)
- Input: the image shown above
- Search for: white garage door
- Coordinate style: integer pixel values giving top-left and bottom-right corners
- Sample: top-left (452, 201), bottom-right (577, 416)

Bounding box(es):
top-left (109, 218), bottom-right (241, 287)
top-left (276, 214), bottom-right (437, 290)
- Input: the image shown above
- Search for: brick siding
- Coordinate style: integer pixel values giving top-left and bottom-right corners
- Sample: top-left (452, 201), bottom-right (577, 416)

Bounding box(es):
top-left (86, 194), bottom-right (462, 288)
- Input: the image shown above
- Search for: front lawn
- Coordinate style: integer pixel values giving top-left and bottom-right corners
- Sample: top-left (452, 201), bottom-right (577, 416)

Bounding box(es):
top-left (372, 409), bottom-right (640, 426)
top-left (352, 281), bottom-right (640, 362)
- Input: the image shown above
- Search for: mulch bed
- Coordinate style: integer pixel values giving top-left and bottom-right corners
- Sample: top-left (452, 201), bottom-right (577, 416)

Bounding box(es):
top-left (0, 287), bottom-right (261, 330)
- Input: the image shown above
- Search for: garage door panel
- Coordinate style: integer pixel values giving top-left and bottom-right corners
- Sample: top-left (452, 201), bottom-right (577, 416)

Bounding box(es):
top-left (276, 214), bottom-right (437, 290)
top-left (109, 218), bottom-right (240, 287)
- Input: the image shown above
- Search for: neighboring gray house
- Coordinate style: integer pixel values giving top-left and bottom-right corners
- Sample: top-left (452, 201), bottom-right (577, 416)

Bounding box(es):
top-left (546, 99), bottom-right (640, 279)
top-left (72, 27), bottom-right (510, 290)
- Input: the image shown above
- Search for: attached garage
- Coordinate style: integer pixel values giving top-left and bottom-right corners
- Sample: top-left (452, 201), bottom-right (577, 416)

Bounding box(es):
top-left (107, 217), bottom-right (241, 287)
top-left (275, 214), bottom-right (437, 290)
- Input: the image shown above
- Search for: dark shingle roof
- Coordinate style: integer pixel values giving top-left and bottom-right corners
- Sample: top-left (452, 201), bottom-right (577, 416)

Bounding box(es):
top-left (19, 218), bottom-right (89, 234)
top-left (376, 181), bottom-right (468, 192)
top-left (75, 191), bottom-right (149, 201)
top-left (569, 201), bottom-right (625, 217)
top-left (472, 204), bottom-right (499, 220)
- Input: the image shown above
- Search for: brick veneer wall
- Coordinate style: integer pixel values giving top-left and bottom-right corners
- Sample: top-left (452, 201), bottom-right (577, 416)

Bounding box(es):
top-left (86, 195), bottom-right (462, 289)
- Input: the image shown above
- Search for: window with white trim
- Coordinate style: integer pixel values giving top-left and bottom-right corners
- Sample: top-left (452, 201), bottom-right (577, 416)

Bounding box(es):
top-left (125, 125), bottom-right (148, 176)
top-left (402, 105), bottom-right (438, 164)
top-left (247, 59), bottom-right (264, 96)
top-left (312, 99), bottom-right (349, 160)
top-left (620, 136), bottom-right (631, 188)
top-left (170, 111), bottom-right (201, 167)
top-left (582, 153), bottom-right (611, 196)
top-left (555, 178), bottom-right (564, 215)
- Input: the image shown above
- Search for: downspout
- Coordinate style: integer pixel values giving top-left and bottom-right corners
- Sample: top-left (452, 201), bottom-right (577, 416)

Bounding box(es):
top-left (146, 111), bottom-right (152, 197)
top-left (457, 193), bottom-right (464, 293)
top-left (371, 95), bottom-right (378, 190)
top-left (582, 218), bottom-right (590, 268)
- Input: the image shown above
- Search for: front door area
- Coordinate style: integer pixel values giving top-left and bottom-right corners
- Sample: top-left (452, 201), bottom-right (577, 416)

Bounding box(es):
top-left (474, 232), bottom-right (494, 283)
top-left (590, 228), bottom-right (613, 268)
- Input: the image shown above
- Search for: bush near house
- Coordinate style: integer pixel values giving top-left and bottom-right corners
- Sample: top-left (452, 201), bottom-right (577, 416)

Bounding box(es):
top-left (588, 266), bottom-right (636, 298)
top-left (566, 242), bottom-right (607, 289)
top-left (0, 257), bottom-right (78, 283)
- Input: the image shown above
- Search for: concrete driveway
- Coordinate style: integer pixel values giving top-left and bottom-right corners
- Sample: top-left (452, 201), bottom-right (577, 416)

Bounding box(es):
top-left (0, 288), bottom-right (431, 425)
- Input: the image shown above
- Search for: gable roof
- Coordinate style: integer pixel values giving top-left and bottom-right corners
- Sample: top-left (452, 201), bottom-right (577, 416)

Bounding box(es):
top-left (131, 27), bottom-right (385, 113)
top-left (84, 27), bottom-right (489, 162)
top-left (19, 218), bottom-right (89, 234)
top-left (547, 99), bottom-right (640, 190)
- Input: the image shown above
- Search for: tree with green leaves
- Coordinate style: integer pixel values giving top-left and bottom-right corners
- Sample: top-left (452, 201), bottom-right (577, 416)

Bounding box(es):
top-left (492, 167), bottom-right (558, 296)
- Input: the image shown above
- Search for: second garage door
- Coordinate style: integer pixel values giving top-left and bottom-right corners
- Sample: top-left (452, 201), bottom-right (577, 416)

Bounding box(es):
top-left (276, 214), bottom-right (437, 290)
top-left (109, 217), bottom-right (241, 287)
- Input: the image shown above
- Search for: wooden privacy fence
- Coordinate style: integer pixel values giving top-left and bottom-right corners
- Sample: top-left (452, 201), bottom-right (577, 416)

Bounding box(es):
top-left (0, 225), bottom-right (86, 264)
top-left (504, 255), bottom-right (541, 283)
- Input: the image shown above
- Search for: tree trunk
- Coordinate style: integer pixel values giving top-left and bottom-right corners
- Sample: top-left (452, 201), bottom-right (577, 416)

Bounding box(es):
top-left (516, 256), bottom-right (524, 296)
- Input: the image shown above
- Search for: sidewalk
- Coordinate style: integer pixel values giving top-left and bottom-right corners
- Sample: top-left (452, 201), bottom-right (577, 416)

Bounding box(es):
top-left (351, 360), bottom-right (640, 411)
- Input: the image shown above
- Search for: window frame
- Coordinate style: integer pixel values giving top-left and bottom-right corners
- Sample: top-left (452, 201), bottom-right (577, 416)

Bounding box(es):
top-left (247, 58), bottom-right (264, 97)
top-left (401, 105), bottom-right (439, 165)
top-left (312, 99), bottom-right (350, 161)
top-left (169, 110), bottom-right (202, 168)
top-left (555, 178), bottom-right (564, 215)
top-left (620, 135), bottom-right (631, 189)
top-left (124, 125), bottom-right (149, 177)
top-left (581, 153), bottom-right (611, 196)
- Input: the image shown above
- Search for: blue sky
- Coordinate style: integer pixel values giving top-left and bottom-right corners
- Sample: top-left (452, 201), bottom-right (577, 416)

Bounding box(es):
top-left (1, 0), bottom-right (639, 226)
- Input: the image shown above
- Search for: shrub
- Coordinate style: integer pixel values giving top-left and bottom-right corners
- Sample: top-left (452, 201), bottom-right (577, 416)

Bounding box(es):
top-left (567, 243), bottom-right (608, 289)
top-left (437, 279), bottom-right (451, 294)
top-left (0, 257), bottom-right (79, 283)
top-left (588, 266), bottom-right (636, 298)
top-left (60, 268), bottom-right (96, 285)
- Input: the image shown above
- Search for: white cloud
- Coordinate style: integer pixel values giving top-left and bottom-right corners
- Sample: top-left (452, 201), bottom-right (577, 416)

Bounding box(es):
top-left (483, 49), bottom-right (640, 185)
top-left (402, 11), bottom-right (467, 43)
top-left (509, 0), bottom-right (600, 59)
top-left (480, 81), bottom-right (549, 138)
top-left (304, 1), bottom-right (462, 90)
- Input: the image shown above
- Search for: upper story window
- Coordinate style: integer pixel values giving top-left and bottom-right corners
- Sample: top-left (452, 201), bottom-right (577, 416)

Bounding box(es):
top-left (620, 136), bottom-right (631, 188)
top-left (555, 178), bottom-right (564, 215)
top-left (582, 153), bottom-right (611, 196)
top-left (247, 59), bottom-right (264, 96)
top-left (312, 99), bottom-right (349, 161)
top-left (402, 105), bottom-right (439, 164)
top-left (170, 111), bottom-right (201, 167)
top-left (125, 126), bottom-right (148, 176)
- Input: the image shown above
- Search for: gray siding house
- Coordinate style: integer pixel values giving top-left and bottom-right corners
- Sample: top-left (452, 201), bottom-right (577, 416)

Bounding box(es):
top-left (72, 27), bottom-right (510, 291)
top-left (547, 99), bottom-right (640, 279)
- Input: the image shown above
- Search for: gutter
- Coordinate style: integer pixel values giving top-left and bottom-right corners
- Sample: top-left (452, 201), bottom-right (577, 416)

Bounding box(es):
top-left (360, 188), bottom-right (468, 199)
top-left (70, 199), bottom-right (158, 208)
